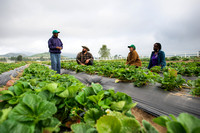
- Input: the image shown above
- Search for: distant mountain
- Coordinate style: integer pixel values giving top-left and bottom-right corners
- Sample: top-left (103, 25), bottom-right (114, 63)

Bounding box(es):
top-left (30, 52), bottom-right (50, 57)
top-left (0, 52), bottom-right (76, 58)
top-left (30, 52), bottom-right (76, 58)
top-left (62, 53), bottom-right (76, 58)
top-left (0, 53), bottom-right (27, 57)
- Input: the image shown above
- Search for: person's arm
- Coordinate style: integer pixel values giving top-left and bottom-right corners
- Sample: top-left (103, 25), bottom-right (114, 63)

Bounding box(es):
top-left (48, 39), bottom-right (57, 49)
top-left (76, 53), bottom-right (84, 64)
top-left (85, 53), bottom-right (94, 64)
top-left (89, 53), bottom-right (94, 61)
top-left (160, 51), bottom-right (166, 69)
top-left (60, 39), bottom-right (63, 49)
top-left (148, 52), bottom-right (153, 69)
top-left (127, 51), bottom-right (138, 64)
top-left (126, 54), bottom-right (129, 65)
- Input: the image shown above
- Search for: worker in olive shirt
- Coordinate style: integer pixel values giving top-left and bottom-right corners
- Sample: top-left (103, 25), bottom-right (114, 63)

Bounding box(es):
top-left (76, 46), bottom-right (94, 65)
top-left (126, 44), bottom-right (142, 67)
top-left (48, 30), bottom-right (63, 74)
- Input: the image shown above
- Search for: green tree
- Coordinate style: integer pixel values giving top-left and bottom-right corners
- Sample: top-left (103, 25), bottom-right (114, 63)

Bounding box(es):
top-left (98, 45), bottom-right (110, 58)
top-left (17, 55), bottom-right (23, 61)
top-left (10, 56), bottom-right (17, 61)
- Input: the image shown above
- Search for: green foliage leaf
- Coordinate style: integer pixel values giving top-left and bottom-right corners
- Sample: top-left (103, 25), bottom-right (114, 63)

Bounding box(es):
top-left (108, 111), bottom-right (141, 133)
top-left (96, 115), bottom-right (122, 133)
top-left (75, 91), bottom-right (88, 106)
top-left (0, 107), bottom-right (12, 124)
top-left (87, 92), bottom-right (104, 104)
top-left (142, 120), bottom-right (158, 133)
top-left (84, 108), bottom-right (104, 126)
top-left (44, 83), bottom-right (58, 93)
top-left (0, 90), bottom-right (14, 96)
top-left (153, 115), bottom-right (171, 127)
top-left (68, 85), bottom-right (81, 98)
top-left (57, 88), bottom-right (69, 98)
top-left (177, 113), bottom-right (200, 133)
top-left (111, 101), bottom-right (126, 111)
top-left (91, 83), bottom-right (103, 94)
top-left (71, 123), bottom-right (97, 133)
top-left (0, 119), bottom-right (35, 133)
top-left (166, 121), bottom-right (186, 133)
top-left (8, 94), bottom-right (57, 122)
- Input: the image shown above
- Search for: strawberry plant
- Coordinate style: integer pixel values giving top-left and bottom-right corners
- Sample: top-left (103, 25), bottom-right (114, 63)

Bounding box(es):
top-left (153, 113), bottom-right (200, 133)
top-left (150, 66), bottom-right (162, 73)
top-left (157, 68), bottom-right (186, 91)
top-left (0, 62), bottom-right (26, 74)
top-left (1, 63), bottom-right (200, 133)
top-left (188, 77), bottom-right (200, 96)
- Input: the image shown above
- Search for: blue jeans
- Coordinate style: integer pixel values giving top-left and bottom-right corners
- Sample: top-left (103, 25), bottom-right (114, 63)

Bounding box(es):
top-left (50, 53), bottom-right (61, 74)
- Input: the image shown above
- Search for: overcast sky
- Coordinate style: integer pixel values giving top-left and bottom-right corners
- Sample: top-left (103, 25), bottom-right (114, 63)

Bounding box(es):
top-left (0, 0), bottom-right (200, 57)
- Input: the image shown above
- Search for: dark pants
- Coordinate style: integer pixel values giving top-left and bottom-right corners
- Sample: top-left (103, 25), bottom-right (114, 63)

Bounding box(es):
top-left (86, 60), bottom-right (93, 65)
top-left (77, 60), bottom-right (93, 65)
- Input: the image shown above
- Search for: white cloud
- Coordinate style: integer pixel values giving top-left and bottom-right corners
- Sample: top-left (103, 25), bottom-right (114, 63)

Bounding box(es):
top-left (0, 0), bottom-right (200, 56)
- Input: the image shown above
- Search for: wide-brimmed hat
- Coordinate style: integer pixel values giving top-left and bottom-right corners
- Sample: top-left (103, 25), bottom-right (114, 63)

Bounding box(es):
top-left (82, 46), bottom-right (90, 51)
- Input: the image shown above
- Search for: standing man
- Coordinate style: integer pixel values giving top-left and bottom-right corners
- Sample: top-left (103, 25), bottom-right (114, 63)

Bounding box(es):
top-left (48, 30), bottom-right (63, 74)
top-left (76, 46), bottom-right (94, 65)
top-left (126, 44), bottom-right (142, 67)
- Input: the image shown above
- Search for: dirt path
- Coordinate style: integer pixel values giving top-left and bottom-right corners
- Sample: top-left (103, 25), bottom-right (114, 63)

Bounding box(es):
top-left (132, 107), bottom-right (167, 133)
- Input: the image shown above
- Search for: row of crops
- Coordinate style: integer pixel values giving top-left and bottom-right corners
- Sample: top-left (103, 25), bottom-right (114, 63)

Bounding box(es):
top-left (1, 63), bottom-right (200, 133)
top-left (0, 62), bottom-right (26, 74)
top-left (61, 61), bottom-right (200, 96)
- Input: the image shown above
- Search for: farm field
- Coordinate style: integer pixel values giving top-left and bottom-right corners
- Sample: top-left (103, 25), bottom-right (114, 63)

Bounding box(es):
top-left (60, 60), bottom-right (200, 96)
top-left (0, 62), bottom-right (26, 74)
top-left (0, 60), bottom-right (200, 133)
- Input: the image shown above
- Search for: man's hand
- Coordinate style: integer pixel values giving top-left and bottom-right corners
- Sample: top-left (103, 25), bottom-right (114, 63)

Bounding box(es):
top-left (81, 63), bottom-right (85, 65)
top-left (56, 47), bottom-right (62, 50)
top-left (85, 59), bottom-right (90, 64)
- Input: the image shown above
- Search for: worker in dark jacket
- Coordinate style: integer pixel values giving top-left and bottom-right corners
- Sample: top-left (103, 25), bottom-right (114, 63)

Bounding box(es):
top-left (48, 30), bottom-right (63, 74)
top-left (76, 46), bottom-right (94, 65)
top-left (148, 43), bottom-right (166, 69)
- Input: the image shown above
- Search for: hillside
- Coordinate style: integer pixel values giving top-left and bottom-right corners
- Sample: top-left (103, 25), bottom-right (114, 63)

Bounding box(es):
top-left (0, 52), bottom-right (76, 58)
top-left (0, 53), bottom-right (27, 57)
top-left (30, 52), bottom-right (50, 57)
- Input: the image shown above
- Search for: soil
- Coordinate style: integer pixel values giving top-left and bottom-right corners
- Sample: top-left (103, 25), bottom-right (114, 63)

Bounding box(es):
top-left (132, 107), bottom-right (167, 133)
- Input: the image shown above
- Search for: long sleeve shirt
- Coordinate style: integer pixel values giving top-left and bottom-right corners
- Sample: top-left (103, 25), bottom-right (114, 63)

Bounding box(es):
top-left (148, 50), bottom-right (166, 69)
top-left (126, 50), bottom-right (142, 66)
top-left (76, 52), bottom-right (94, 64)
top-left (48, 36), bottom-right (63, 53)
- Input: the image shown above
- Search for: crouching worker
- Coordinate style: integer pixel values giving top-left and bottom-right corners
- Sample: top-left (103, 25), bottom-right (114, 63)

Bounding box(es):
top-left (76, 46), bottom-right (94, 65)
top-left (148, 42), bottom-right (166, 69)
top-left (126, 44), bottom-right (142, 67)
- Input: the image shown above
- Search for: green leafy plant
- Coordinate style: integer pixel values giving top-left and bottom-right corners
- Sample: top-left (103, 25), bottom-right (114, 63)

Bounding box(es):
top-left (0, 62), bottom-right (26, 74)
top-left (188, 77), bottom-right (200, 96)
top-left (150, 66), bottom-right (162, 73)
top-left (157, 68), bottom-right (186, 91)
top-left (153, 113), bottom-right (200, 133)
top-left (0, 94), bottom-right (60, 133)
